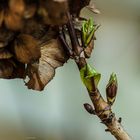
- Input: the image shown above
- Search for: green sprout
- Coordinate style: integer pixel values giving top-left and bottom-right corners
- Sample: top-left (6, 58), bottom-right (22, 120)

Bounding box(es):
top-left (80, 64), bottom-right (101, 92)
top-left (108, 73), bottom-right (118, 86)
top-left (82, 18), bottom-right (95, 47)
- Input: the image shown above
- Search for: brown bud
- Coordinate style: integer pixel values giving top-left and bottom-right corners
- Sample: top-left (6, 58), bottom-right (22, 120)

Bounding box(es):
top-left (13, 34), bottom-right (41, 64)
top-left (84, 103), bottom-right (95, 114)
top-left (106, 73), bottom-right (118, 106)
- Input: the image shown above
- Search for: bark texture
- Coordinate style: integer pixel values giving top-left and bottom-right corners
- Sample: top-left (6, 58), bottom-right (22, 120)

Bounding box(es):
top-left (64, 12), bottom-right (132, 140)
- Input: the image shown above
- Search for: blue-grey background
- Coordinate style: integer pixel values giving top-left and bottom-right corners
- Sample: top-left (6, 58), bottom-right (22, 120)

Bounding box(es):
top-left (0, 0), bottom-right (140, 139)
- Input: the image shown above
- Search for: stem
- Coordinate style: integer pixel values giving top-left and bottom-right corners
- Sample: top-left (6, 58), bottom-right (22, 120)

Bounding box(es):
top-left (66, 12), bottom-right (83, 56)
top-left (65, 13), bottom-right (132, 140)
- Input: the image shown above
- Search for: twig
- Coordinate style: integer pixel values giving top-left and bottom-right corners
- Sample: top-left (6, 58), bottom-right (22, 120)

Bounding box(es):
top-left (61, 12), bottom-right (132, 140)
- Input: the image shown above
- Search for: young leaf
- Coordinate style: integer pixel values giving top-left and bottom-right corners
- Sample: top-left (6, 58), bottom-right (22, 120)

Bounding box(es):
top-left (80, 64), bottom-right (101, 91)
top-left (82, 18), bottom-right (95, 47)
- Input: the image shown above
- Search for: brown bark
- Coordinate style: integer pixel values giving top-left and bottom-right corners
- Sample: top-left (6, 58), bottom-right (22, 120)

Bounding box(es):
top-left (64, 12), bottom-right (132, 140)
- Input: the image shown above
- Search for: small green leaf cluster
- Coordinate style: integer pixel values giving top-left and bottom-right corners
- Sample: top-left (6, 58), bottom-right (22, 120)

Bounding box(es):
top-left (82, 19), bottom-right (95, 47)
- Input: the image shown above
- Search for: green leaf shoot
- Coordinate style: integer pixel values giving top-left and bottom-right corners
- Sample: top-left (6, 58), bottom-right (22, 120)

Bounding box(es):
top-left (82, 18), bottom-right (95, 47)
top-left (80, 64), bottom-right (101, 91)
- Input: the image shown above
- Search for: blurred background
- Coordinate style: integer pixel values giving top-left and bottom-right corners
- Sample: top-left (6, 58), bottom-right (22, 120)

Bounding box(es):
top-left (0, 0), bottom-right (140, 139)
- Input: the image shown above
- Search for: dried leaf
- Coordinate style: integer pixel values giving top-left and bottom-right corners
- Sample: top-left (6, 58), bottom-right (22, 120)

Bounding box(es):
top-left (13, 34), bottom-right (41, 64)
top-left (0, 48), bottom-right (13, 59)
top-left (11, 60), bottom-right (25, 78)
top-left (22, 18), bottom-right (49, 42)
top-left (25, 38), bottom-right (68, 91)
top-left (0, 59), bottom-right (14, 79)
top-left (69, 0), bottom-right (90, 17)
top-left (0, 27), bottom-right (15, 48)
top-left (4, 11), bottom-right (24, 31)
top-left (23, 1), bottom-right (37, 19)
top-left (86, 3), bottom-right (100, 14)
top-left (0, 10), bottom-right (4, 27)
top-left (39, 0), bottom-right (68, 25)
top-left (9, 0), bottom-right (25, 16)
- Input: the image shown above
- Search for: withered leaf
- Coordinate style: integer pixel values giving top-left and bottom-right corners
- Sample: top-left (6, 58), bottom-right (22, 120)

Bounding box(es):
top-left (25, 38), bottom-right (68, 91)
top-left (38, 0), bottom-right (68, 25)
top-left (9, 0), bottom-right (25, 16)
top-left (22, 18), bottom-right (49, 42)
top-left (68, 0), bottom-right (90, 17)
top-left (46, 0), bottom-right (68, 25)
top-left (86, 3), bottom-right (100, 14)
top-left (23, 1), bottom-right (37, 19)
top-left (0, 27), bottom-right (15, 48)
top-left (11, 59), bottom-right (25, 79)
top-left (0, 10), bottom-right (4, 27)
top-left (0, 48), bottom-right (13, 59)
top-left (13, 34), bottom-right (41, 64)
top-left (0, 59), bottom-right (14, 79)
top-left (4, 0), bottom-right (25, 31)
top-left (4, 11), bottom-right (24, 31)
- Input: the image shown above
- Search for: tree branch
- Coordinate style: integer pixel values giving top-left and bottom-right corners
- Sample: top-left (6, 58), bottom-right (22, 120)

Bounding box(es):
top-left (62, 12), bottom-right (132, 140)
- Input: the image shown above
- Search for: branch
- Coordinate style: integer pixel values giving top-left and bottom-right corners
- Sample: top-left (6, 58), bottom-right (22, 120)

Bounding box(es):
top-left (60, 13), bottom-right (132, 140)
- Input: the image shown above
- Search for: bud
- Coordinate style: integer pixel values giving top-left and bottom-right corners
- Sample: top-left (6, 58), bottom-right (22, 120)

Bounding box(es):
top-left (81, 18), bottom-right (95, 47)
top-left (106, 73), bottom-right (118, 106)
top-left (80, 64), bottom-right (101, 92)
top-left (83, 103), bottom-right (95, 114)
